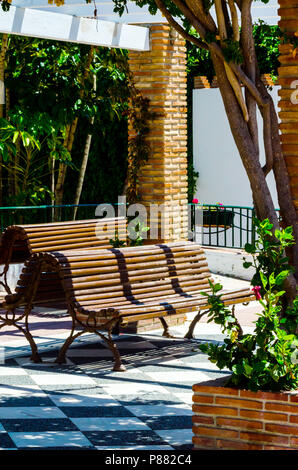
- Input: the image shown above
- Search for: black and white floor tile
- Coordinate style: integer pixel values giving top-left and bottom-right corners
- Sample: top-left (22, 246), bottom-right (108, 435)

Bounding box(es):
top-left (0, 326), bottom-right (231, 450)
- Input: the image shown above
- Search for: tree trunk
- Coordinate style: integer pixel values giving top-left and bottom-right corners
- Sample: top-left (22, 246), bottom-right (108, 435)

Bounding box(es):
top-left (73, 69), bottom-right (96, 220)
top-left (211, 52), bottom-right (297, 301)
top-left (72, 125), bottom-right (94, 220)
top-left (150, 0), bottom-right (298, 304)
top-left (212, 52), bottom-right (279, 224)
top-left (55, 119), bottom-right (78, 206)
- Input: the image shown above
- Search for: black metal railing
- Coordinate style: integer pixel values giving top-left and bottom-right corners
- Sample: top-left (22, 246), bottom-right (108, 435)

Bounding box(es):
top-left (0, 202), bottom-right (280, 250)
top-left (189, 203), bottom-right (280, 249)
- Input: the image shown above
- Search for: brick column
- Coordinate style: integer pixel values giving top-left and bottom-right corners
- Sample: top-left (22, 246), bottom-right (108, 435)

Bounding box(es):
top-left (278, 0), bottom-right (298, 209)
top-left (128, 24), bottom-right (188, 242)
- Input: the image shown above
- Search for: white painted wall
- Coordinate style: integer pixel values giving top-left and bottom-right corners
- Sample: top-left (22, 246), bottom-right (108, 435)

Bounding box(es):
top-left (193, 86), bottom-right (280, 208)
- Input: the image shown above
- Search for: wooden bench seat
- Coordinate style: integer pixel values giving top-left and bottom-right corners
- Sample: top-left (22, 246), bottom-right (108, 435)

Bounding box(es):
top-left (1, 241), bottom-right (255, 371)
top-left (0, 217), bottom-right (126, 293)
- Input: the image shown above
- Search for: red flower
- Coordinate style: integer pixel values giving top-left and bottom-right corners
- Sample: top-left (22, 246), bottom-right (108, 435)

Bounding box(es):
top-left (252, 285), bottom-right (262, 300)
top-left (192, 198), bottom-right (199, 204)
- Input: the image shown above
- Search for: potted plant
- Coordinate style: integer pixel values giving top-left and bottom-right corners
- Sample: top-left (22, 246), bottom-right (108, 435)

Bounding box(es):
top-left (192, 200), bottom-right (235, 227)
top-left (192, 219), bottom-right (298, 450)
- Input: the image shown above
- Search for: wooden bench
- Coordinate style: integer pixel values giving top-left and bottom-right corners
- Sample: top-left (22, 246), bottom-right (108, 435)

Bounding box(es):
top-left (0, 217), bottom-right (126, 293)
top-left (1, 241), bottom-right (255, 371)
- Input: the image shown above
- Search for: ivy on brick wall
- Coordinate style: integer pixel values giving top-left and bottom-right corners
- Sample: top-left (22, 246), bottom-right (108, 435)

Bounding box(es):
top-left (124, 68), bottom-right (156, 205)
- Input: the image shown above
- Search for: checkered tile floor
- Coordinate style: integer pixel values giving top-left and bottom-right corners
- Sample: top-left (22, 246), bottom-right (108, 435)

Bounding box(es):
top-left (0, 325), bottom-right (231, 450)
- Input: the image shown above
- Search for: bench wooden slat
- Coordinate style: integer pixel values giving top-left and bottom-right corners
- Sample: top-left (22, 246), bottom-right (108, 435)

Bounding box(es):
top-left (81, 288), bottom-right (252, 314)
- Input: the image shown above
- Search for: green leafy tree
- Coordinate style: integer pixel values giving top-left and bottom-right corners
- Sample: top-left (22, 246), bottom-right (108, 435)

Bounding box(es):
top-left (108, 0), bottom-right (298, 304)
top-left (0, 108), bottom-right (71, 205)
top-left (1, 35), bottom-right (130, 211)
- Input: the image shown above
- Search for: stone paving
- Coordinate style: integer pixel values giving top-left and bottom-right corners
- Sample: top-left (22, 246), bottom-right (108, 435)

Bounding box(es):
top-left (0, 275), bottom-right (260, 450)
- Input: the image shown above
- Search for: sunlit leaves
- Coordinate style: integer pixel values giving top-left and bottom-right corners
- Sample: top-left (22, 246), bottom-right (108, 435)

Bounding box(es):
top-left (199, 218), bottom-right (298, 392)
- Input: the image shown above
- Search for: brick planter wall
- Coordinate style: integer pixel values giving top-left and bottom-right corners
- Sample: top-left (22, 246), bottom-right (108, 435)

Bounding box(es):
top-left (192, 383), bottom-right (298, 450)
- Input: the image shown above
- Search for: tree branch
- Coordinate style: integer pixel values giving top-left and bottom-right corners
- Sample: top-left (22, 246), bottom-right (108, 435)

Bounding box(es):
top-left (241, 0), bottom-right (256, 82)
top-left (228, 0), bottom-right (240, 42)
top-left (153, 0), bottom-right (208, 50)
top-left (210, 42), bottom-right (269, 108)
top-left (221, 0), bottom-right (232, 36)
top-left (224, 61), bottom-right (249, 121)
top-left (214, 0), bottom-right (227, 40)
top-left (170, 0), bottom-right (207, 39)
top-left (257, 95), bottom-right (274, 176)
top-left (184, 0), bottom-right (217, 33)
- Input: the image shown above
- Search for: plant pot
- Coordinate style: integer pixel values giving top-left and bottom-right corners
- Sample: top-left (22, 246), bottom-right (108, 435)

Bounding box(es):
top-left (203, 209), bottom-right (234, 227)
top-left (192, 377), bottom-right (298, 450)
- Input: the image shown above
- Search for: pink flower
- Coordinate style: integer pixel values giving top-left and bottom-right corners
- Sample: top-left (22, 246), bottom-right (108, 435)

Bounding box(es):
top-left (192, 199), bottom-right (199, 204)
top-left (252, 285), bottom-right (262, 300)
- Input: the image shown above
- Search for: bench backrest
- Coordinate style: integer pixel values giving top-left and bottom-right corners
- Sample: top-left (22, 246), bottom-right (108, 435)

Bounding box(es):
top-left (0, 217), bottom-right (126, 265)
top-left (8, 242), bottom-right (211, 317)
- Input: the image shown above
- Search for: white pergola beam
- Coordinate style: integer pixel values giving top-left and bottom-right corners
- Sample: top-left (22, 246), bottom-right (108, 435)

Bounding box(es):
top-left (0, 6), bottom-right (150, 51)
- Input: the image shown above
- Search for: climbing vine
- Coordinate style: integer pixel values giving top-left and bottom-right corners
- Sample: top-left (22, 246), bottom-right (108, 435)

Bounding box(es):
top-left (125, 79), bottom-right (154, 204)
top-left (110, 51), bottom-right (155, 204)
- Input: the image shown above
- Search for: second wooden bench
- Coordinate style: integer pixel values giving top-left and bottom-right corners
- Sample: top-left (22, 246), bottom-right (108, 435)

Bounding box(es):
top-left (0, 217), bottom-right (126, 293)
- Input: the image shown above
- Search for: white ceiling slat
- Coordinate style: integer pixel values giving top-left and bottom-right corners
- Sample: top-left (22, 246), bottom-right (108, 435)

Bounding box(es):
top-left (0, 5), bottom-right (150, 50)
top-left (13, 0), bottom-right (279, 26)
top-left (13, 0), bottom-right (166, 24)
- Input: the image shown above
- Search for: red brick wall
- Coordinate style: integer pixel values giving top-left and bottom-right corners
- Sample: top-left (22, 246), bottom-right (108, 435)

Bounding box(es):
top-left (192, 384), bottom-right (298, 450)
top-left (278, 0), bottom-right (298, 210)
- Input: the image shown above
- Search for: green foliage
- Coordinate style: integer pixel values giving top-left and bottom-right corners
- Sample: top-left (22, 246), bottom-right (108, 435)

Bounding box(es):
top-left (222, 39), bottom-right (243, 65)
top-left (109, 230), bottom-right (126, 248)
top-left (187, 40), bottom-right (215, 82)
top-left (125, 90), bottom-right (153, 204)
top-left (6, 37), bottom-right (93, 124)
top-left (2, 36), bottom-right (130, 207)
top-left (187, 162), bottom-right (199, 202)
top-left (0, 107), bottom-right (71, 205)
top-left (128, 218), bottom-right (150, 246)
top-left (253, 20), bottom-right (281, 82)
top-left (109, 217), bottom-right (149, 247)
top-left (187, 21), bottom-right (281, 82)
top-left (244, 218), bottom-right (295, 298)
top-left (199, 220), bottom-right (298, 392)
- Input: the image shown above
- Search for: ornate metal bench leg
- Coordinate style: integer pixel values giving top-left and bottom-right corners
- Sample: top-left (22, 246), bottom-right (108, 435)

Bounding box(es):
top-left (25, 329), bottom-right (42, 363)
top-left (94, 328), bottom-right (126, 372)
top-left (184, 310), bottom-right (205, 339)
top-left (107, 330), bottom-right (126, 372)
top-left (0, 311), bottom-right (42, 363)
top-left (159, 317), bottom-right (175, 338)
top-left (55, 322), bottom-right (85, 364)
top-left (24, 314), bottom-right (42, 363)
